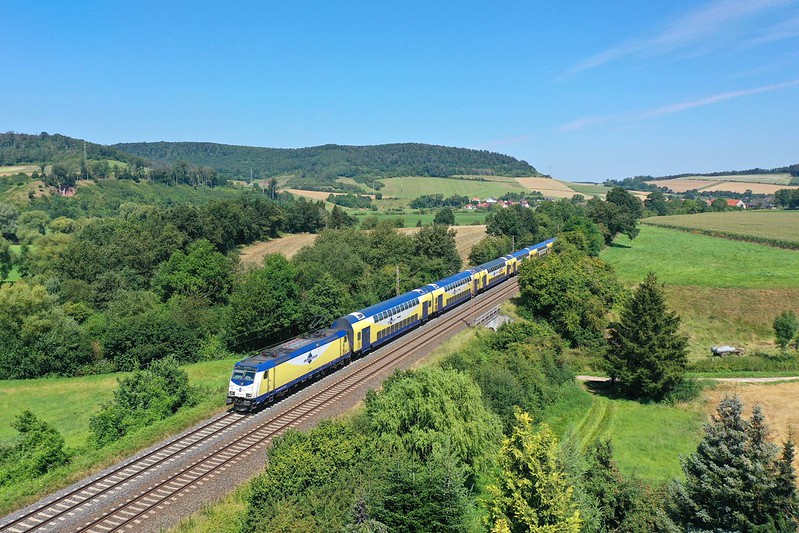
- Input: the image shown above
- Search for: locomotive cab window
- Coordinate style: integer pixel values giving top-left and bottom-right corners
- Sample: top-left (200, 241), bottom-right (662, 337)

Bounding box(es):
top-left (232, 369), bottom-right (255, 384)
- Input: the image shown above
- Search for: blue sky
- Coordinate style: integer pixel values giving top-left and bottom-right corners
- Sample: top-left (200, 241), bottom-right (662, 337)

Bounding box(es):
top-left (2, 1), bottom-right (798, 182)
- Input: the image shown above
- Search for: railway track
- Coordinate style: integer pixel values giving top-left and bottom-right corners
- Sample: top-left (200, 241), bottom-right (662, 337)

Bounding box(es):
top-left (1, 413), bottom-right (249, 533)
top-left (1, 279), bottom-right (519, 533)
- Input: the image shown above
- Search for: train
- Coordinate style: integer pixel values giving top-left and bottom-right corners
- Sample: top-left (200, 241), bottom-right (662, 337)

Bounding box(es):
top-left (226, 237), bottom-right (555, 412)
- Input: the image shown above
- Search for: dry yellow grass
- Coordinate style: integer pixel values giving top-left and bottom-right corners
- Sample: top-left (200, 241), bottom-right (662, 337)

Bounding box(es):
top-left (239, 233), bottom-right (318, 264)
top-left (704, 381), bottom-right (799, 470)
top-left (645, 178), bottom-right (723, 192)
top-left (666, 286), bottom-right (799, 357)
top-left (283, 188), bottom-right (375, 200)
top-left (0, 165), bottom-right (38, 176)
top-left (240, 225), bottom-right (487, 267)
top-left (646, 177), bottom-right (799, 195)
top-left (398, 224), bottom-right (487, 265)
top-left (701, 182), bottom-right (799, 195)
top-left (515, 177), bottom-right (579, 198)
top-left (681, 173), bottom-right (793, 185)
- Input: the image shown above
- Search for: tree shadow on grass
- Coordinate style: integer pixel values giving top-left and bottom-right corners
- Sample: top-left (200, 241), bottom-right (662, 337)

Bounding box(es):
top-left (608, 242), bottom-right (631, 249)
top-left (582, 377), bottom-right (630, 401)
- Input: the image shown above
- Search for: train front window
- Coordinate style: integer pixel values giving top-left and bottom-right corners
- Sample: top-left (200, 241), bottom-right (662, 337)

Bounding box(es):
top-left (232, 369), bottom-right (256, 384)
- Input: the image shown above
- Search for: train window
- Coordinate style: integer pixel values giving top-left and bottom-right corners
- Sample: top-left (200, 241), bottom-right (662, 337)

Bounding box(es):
top-left (357, 332), bottom-right (361, 341)
top-left (232, 369), bottom-right (245, 381)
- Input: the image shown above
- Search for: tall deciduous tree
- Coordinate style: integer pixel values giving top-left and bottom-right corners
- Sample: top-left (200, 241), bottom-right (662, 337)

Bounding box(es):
top-left (519, 246), bottom-right (620, 347)
top-left (433, 206), bottom-right (455, 226)
top-left (670, 396), bottom-right (799, 531)
top-left (366, 367), bottom-right (501, 476)
top-left (488, 411), bottom-right (582, 533)
top-left (225, 254), bottom-right (300, 351)
top-left (604, 272), bottom-right (688, 401)
top-left (587, 187), bottom-right (643, 245)
top-left (412, 224), bottom-right (462, 276)
top-left (152, 238), bottom-right (233, 303)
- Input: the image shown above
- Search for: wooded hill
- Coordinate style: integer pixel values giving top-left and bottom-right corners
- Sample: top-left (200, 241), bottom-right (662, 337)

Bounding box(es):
top-left (113, 141), bottom-right (539, 189)
top-left (0, 132), bottom-right (146, 168)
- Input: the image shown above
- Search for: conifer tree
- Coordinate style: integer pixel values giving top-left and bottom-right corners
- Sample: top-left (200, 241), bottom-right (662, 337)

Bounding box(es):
top-left (604, 272), bottom-right (688, 401)
top-left (488, 410), bottom-right (581, 533)
top-left (670, 396), bottom-right (799, 531)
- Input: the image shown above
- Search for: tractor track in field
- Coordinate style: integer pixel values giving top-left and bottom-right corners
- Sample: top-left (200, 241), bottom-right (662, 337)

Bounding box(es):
top-left (1, 279), bottom-right (520, 533)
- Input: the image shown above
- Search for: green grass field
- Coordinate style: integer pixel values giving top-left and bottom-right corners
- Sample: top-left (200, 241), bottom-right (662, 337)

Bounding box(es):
top-left (0, 357), bottom-right (239, 514)
top-left (377, 176), bottom-right (529, 199)
top-left (544, 384), bottom-right (704, 482)
top-left (602, 225), bottom-right (799, 359)
top-left (1, 245), bottom-right (22, 283)
top-left (644, 210), bottom-right (799, 248)
top-left (601, 225), bottom-right (799, 289)
top-left (566, 182), bottom-right (610, 197)
top-left (0, 357), bottom-right (237, 449)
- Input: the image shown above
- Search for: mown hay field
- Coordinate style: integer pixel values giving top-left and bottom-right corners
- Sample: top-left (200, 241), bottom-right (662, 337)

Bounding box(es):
top-left (515, 176), bottom-right (581, 198)
top-left (646, 176), bottom-right (798, 194)
top-left (0, 165), bottom-right (39, 176)
top-left (704, 380), bottom-right (799, 449)
top-left (643, 210), bottom-right (799, 248)
top-left (240, 225), bottom-right (488, 266)
top-left (645, 178), bottom-right (722, 192)
top-left (702, 182), bottom-right (799, 195)
top-left (377, 176), bottom-right (530, 199)
top-left (680, 173), bottom-right (793, 185)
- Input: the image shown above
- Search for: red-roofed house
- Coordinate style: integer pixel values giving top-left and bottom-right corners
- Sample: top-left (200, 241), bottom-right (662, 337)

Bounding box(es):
top-left (726, 199), bottom-right (746, 209)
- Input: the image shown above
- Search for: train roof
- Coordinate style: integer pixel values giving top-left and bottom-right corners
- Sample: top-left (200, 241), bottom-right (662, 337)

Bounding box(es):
top-left (424, 270), bottom-right (474, 290)
top-left (336, 288), bottom-right (429, 325)
top-left (474, 256), bottom-right (508, 272)
top-left (235, 328), bottom-right (346, 371)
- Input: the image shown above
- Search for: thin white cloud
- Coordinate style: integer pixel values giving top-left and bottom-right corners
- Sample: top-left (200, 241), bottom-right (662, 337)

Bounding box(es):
top-left (566, 0), bottom-right (791, 76)
top-left (559, 79), bottom-right (799, 132)
top-left (742, 14), bottom-right (799, 46)
top-left (558, 116), bottom-right (614, 133)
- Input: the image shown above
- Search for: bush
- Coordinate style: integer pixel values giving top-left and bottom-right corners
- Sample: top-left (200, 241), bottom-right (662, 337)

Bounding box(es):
top-left (443, 321), bottom-right (574, 433)
top-left (89, 357), bottom-right (197, 446)
top-left (774, 310), bottom-right (799, 349)
top-left (0, 410), bottom-right (70, 487)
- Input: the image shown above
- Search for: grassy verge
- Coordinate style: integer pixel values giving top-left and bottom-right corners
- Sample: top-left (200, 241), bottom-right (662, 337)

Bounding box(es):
top-left (171, 484), bottom-right (251, 533)
top-left (545, 383), bottom-right (705, 482)
top-left (0, 357), bottom-right (238, 515)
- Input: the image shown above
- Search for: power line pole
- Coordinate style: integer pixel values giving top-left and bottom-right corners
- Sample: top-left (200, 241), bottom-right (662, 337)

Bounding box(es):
top-left (396, 265), bottom-right (400, 296)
